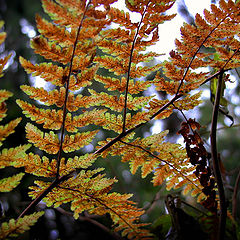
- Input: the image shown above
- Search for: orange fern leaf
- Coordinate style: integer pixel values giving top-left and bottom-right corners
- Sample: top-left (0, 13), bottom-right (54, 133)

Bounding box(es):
top-left (25, 123), bottom-right (59, 154)
top-left (62, 130), bottom-right (98, 153)
top-left (17, 100), bottom-right (63, 130)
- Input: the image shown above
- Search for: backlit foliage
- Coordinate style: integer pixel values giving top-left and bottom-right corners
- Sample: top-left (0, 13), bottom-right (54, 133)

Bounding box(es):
top-left (0, 22), bottom-right (43, 239)
top-left (0, 21), bottom-right (27, 192)
top-left (1, 0), bottom-right (240, 239)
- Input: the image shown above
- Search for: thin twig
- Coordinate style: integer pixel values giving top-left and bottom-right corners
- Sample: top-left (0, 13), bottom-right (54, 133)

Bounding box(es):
top-left (180, 199), bottom-right (208, 217)
top-left (201, 124), bottom-right (240, 135)
top-left (18, 171), bottom-right (75, 219)
top-left (143, 189), bottom-right (161, 213)
top-left (122, 1), bottom-right (150, 132)
top-left (232, 169), bottom-right (240, 221)
top-left (210, 71), bottom-right (227, 240)
top-left (56, 207), bottom-right (124, 240)
top-left (200, 69), bottom-right (231, 86)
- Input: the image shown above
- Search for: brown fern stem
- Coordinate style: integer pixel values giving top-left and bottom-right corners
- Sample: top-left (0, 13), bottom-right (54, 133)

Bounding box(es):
top-left (122, 1), bottom-right (150, 133)
top-left (200, 69), bottom-right (231, 86)
top-left (18, 171), bottom-right (75, 219)
top-left (95, 93), bottom-right (182, 154)
top-left (232, 168), bottom-right (240, 221)
top-left (56, 0), bottom-right (91, 178)
top-left (210, 71), bottom-right (226, 240)
top-left (120, 140), bottom-right (202, 191)
top-left (56, 207), bottom-right (124, 240)
top-left (18, 2), bottom-right (91, 219)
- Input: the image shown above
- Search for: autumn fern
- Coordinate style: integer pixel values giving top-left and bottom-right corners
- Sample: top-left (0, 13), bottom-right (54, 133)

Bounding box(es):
top-left (16, 0), bottom-right (160, 238)
top-left (7, 0), bottom-right (240, 239)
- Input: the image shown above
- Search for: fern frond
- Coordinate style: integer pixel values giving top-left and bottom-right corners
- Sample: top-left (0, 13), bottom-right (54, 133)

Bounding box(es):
top-left (21, 153), bottom-right (57, 177)
top-left (88, 89), bottom-right (151, 112)
top-left (0, 90), bottom-right (13, 104)
top-left (31, 35), bottom-right (73, 64)
top-left (61, 153), bottom-right (97, 174)
top-left (71, 109), bottom-right (107, 130)
top-left (36, 14), bottom-right (76, 46)
top-left (94, 75), bottom-right (151, 94)
top-left (41, 0), bottom-right (84, 28)
top-left (0, 173), bottom-right (25, 192)
top-left (0, 21), bottom-right (6, 44)
top-left (148, 92), bottom-right (202, 120)
top-left (0, 212), bottom-right (44, 239)
top-left (158, 0), bottom-right (240, 95)
top-left (100, 131), bottom-right (203, 199)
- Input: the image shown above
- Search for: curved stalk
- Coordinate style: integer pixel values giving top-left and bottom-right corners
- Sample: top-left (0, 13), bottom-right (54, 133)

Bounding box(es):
top-left (210, 71), bottom-right (226, 240)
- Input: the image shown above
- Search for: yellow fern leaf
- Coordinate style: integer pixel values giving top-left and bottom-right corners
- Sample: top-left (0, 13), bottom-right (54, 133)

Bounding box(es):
top-left (71, 109), bottom-right (107, 130)
top-left (36, 14), bottom-right (75, 46)
top-left (0, 212), bottom-right (44, 239)
top-left (60, 153), bottom-right (97, 175)
top-left (0, 173), bottom-right (25, 192)
top-left (19, 57), bottom-right (66, 87)
top-left (22, 153), bottom-right (57, 177)
top-left (0, 90), bottom-right (13, 103)
top-left (31, 35), bottom-right (73, 64)
top-left (88, 89), bottom-right (151, 112)
top-left (42, 0), bottom-right (84, 28)
top-left (0, 118), bottom-right (21, 146)
top-left (94, 75), bottom-right (151, 94)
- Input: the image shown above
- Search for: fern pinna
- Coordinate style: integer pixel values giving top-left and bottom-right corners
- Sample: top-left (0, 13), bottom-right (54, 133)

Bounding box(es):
top-left (1, 0), bottom-right (238, 239)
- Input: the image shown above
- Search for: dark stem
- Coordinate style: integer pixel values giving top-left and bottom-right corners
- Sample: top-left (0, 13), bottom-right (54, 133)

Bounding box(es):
top-left (200, 69), bottom-right (231, 86)
top-left (232, 168), bottom-right (240, 238)
top-left (56, 207), bottom-right (124, 240)
top-left (18, 2), bottom-right (91, 218)
top-left (18, 172), bottom-right (74, 219)
top-left (232, 168), bottom-right (240, 221)
top-left (94, 93), bottom-right (182, 154)
top-left (210, 71), bottom-right (226, 240)
top-left (56, 0), bottom-right (92, 177)
top-left (122, 1), bottom-right (150, 132)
